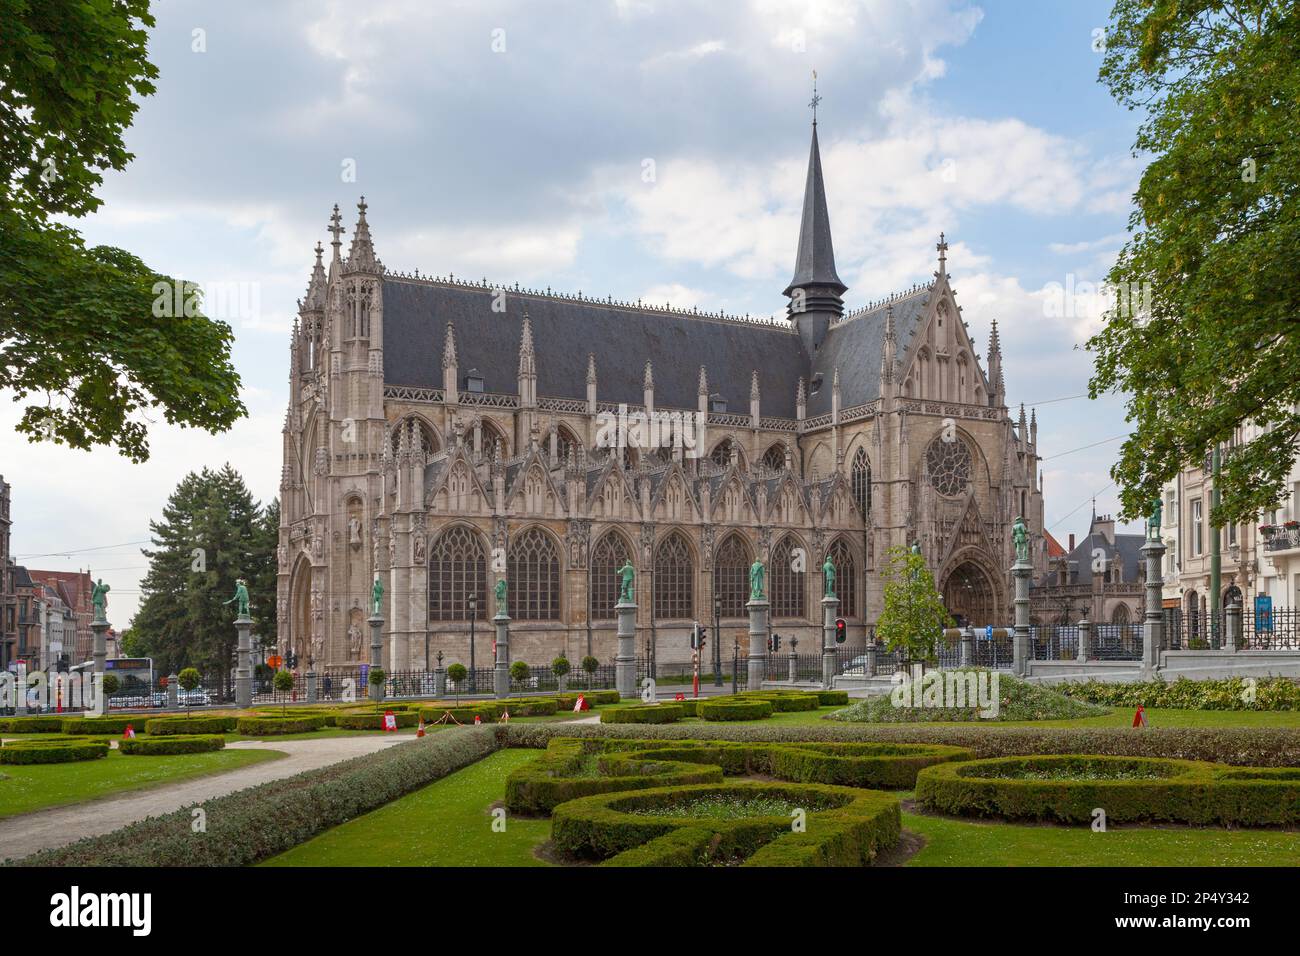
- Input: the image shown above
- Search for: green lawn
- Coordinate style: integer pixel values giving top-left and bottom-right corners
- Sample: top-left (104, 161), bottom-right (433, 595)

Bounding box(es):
top-left (0, 748), bottom-right (286, 818)
top-left (263, 748), bottom-right (550, 867)
top-left (903, 803), bottom-right (1300, 866)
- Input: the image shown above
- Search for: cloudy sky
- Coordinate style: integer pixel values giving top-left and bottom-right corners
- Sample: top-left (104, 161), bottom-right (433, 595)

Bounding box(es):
top-left (3, 0), bottom-right (1146, 627)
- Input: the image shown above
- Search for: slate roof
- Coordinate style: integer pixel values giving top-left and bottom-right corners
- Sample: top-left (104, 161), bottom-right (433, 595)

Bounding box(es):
top-left (1037, 529), bottom-right (1145, 588)
top-left (383, 279), bottom-right (811, 418)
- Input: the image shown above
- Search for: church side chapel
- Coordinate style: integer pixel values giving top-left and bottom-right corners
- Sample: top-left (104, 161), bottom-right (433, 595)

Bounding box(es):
top-left (276, 114), bottom-right (1046, 672)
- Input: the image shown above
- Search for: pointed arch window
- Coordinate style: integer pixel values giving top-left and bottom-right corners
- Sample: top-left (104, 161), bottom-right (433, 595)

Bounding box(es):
top-left (826, 537), bottom-right (857, 618)
top-left (508, 528), bottom-right (561, 621)
top-left (771, 535), bottom-right (806, 619)
top-left (713, 533), bottom-right (751, 618)
top-left (589, 531), bottom-right (632, 621)
top-left (851, 448), bottom-right (871, 518)
top-left (428, 526), bottom-right (487, 621)
top-left (709, 438), bottom-right (741, 470)
top-left (653, 531), bottom-right (694, 620)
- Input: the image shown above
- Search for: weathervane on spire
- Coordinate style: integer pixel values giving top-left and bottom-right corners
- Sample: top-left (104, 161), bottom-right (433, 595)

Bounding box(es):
top-left (808, 70), bottom-right (821, 125)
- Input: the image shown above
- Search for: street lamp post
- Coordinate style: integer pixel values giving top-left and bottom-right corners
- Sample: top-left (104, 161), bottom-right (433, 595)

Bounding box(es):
top-left (468, 595), bottom-right (477, 694)
top-left (713, 595), bottom-right (722, 687)
top-left (731, 638), bottom-right (739, 695)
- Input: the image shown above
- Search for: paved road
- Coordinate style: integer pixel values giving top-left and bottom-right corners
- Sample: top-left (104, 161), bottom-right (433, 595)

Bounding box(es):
top-left (0, 735), bottom-right (409, 861)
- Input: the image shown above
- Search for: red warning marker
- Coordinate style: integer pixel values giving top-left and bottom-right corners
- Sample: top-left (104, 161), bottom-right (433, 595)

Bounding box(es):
top-left (417, 717), bottom-right (426, 737)
top-left (122, 724), bottom-right (136, 740)
top-left (1132, 704), bottom-right (1148, 728)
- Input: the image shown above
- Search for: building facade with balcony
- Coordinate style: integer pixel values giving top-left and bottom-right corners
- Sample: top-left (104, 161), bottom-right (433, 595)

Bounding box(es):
top-left (1031, 512), bottom-right (1146, 626)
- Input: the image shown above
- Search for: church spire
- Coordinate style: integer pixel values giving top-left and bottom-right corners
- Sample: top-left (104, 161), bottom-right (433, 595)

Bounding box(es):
top-left (327, 204), bottom-right (345, 274)
top-left (784, 88), bottom-right (846, 355)
top-left (987, 317), bottom-right (1005, 407)
top-left (346, 196), bottom-right (382, 273)
top-left (518, 310), bottom-right (535, 377)
top-left (442, 321), bottom-right (458, 370)
top-left (881, 304), bottom-right (897, 386)
top-left (304, 241), bottom-right (326, 311)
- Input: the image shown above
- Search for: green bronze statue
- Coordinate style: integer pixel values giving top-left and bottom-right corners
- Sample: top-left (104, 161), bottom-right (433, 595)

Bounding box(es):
top-left (223, 578), bottom-right (250, 618)
top-left (617, 561), bottom-right (635, 604)
top-left (749, 559), bottom-right (766, 602)
top-left (495, 577), bottom-right (508, 615)
top-left (1148, 497), bottom-right (1162, 540)
top-left (822, 555), bottom-right (836, 598)
top-left (91, 578), bottom-right (110, 623)
top-left (371, 576), bottom-right (384, 616)
top-left (1012, 516), bottom-right (1029, 565)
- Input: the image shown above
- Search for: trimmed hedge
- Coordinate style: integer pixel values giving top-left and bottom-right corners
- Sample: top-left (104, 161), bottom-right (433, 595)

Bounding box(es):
top-left (419, 704), bottom-right (500, 725)
top-left (120, 735), bottom-right (226, 756)
top-left (916, 754), bottom-right (1300, 826)
top-left (551, 781), bottom-right (900, 866)
top-left (59, 716), bottom-right (139, 735)
top-left (495, 721), bottom-right (1300, 767)
top-left (599, 704), bottom-right (683, 724)
top-left (0, 716), bottom-right (66, 733)
top-left (504, 738), bottom-right (724, 814)
top-left (333, 712), bottom-right (418, 730)
top-left (499, 698), bottom-right (559, 717)
top-left (235, 715), bottom-right (326, 735)
top-left (737, 692), bottom-right (820, 712)
top-left (675, 699), bottom-right (701, 717)
top-left (698, 699), bottom-right (772, 721)
top-left (0, 738), bottom-right (109, 764)
top-left (144, 716), bottom-right (238, 736)
top-left (813, 690), bottom-right (850, 706)
top-left (12, 729), bottom-right (500, 867)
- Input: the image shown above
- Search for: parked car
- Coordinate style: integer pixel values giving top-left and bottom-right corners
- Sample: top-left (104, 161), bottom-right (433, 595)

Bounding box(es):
top-left (840, 655), bottom-right (871, 677)
top-left (176, 688), bottom-right (212, 707)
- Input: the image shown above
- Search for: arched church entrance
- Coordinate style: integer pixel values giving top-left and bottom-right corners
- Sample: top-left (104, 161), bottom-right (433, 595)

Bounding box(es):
top-left (941, 560), bottom-right (998, 627)
top-left (289, 556), bottom-right (314, 665)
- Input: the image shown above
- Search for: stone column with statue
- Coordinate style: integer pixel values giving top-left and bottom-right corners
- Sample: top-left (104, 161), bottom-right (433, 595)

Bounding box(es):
top-left (821, 555), bottom-right (839, 689)
top-left (615, 561), bottom-right (637, 699)
top-left (1140, 497), bottom-right (1167, 678)
top-left (1011, 516), bottom-right (1032, 677)
top-left (369, 576), bottom-right (385, 700)
top-left (494, 578), bottom-right (511, 699)
top-left (223, 578), bottom-right (254, 708)
top-left (746, 559), bottom-right (769, 691)
top-left (90, 579), bottom-right (111, 713)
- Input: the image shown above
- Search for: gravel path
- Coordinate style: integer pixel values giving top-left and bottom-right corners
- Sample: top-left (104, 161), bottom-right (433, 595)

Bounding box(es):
top-left (0, 735), bottom-right (408, 861)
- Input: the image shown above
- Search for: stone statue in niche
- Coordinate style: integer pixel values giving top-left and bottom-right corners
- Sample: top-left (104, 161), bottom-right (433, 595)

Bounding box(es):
top-left (348, 623), bottom-right (363, 660)
top-left (348, 516), bottom-right (362, 549)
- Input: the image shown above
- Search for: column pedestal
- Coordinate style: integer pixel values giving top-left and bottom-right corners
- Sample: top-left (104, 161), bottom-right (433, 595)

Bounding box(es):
top-left (368, 614), bottom-right (385, 700)
top-left (1077, 618), bottom-right (1091, 662)
top-left (1140, 538), bottom-right (1167, 678)
top-left (747, 599), bottom-right (769, 692)
top-left (820, 595), bottom-right (839, 689)
top-left (494, 612), bottom-right (511, 699)
top-left (434, 666), bottom-right (447, 699)
top-left (615, 601), bottom-right (637, 700)
top-left (1225, 599), bottom-right (1241, 652)
top-left (234, 615), bottom-right (253, 708)
top-left (90, 619), bottom-right (110, 714)
top-left (1012, 562), bottom-right (1032, 677)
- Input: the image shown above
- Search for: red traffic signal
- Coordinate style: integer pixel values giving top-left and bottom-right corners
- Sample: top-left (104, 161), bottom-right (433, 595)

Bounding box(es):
top-left (834, 618), bottom-right (847, 644)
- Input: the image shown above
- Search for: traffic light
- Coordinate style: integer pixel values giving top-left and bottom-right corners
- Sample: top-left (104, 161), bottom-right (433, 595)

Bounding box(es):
top-left (690, 623), bottom-right (701, 650)
top-left (768, 633), bottom-right (781, 654)
top-left (835, 618), bottom-right (847, 644)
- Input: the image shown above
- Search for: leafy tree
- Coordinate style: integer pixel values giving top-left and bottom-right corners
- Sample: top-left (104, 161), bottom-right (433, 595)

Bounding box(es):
top-left (273, 669), bottom-right (294, 716)
top-left (581, 655), bottom-right (600, 686)
top-left (368, 667), bottom-right (386, 710)
top-left (875, 547), bottom-right (952, 668)
top-left (118, 627), bottom-right (147, 659)
top-left (551, 656), bottom-right (570, 678)
top-left (447, 662), bottom-right (467, 702)
top-left (1088, 0), bottom-right (1300, 525)
top-left (177, 666), bottom-right (200, 713)
top-left (100, 673), bottom-right (120, 699)
top-left (0, 0), bottom-right (244, 461)
top-left (510, 659), bottom-right (530, 689)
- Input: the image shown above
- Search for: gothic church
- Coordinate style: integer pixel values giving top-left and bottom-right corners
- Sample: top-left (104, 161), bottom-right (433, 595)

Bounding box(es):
top-left (276, 119), bottom-right (1046, 671)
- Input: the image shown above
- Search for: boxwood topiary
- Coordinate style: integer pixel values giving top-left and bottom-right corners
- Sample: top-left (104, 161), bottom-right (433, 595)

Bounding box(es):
top-left (0, 737), bottom-right (110, 764)
top-left (698, 699), bottom-right (773, 721)
top-left (235, 715), bottom-right (326, 735)
top-left (499, 698), bottom-right (559, 717)
top-left (119, 734), bottom-right (226, 756)
top-left (333, 712), bottom-right (418, 730)
top-left (551, 781), bottom-right (900, 867)
top-left (813, 690), bottom-right (850, 706)
top-left (599, 704), bottom-right (683, 724)
top-left (145, 716), bottom-right (239, 735)
top-left (916, 754), bottom-right (1300, 827)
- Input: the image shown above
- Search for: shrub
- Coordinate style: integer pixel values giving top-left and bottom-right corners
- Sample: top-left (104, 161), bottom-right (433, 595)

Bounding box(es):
top-left (814, 690), bottom-right (850, 706)
top-left (333, 712), bottom-right (418, 730)
top-left (698, 699), bottom-right (773, 721)
top-left (831, 670), bottom-right (1107, 722)
top-left (494, 721), bottom-right (1300, 767)
top-left (235, 715), bottom-right (326, 735)
top-left (368, 668), bottom-right (386, 688)
top-left (120, 735), bottom-right (226, 756)
top-left (0, 738), bottom-right (109, 764)
top-left (552, 657), bottom-right (571, 678)
top-left (446, 663), bottom-right (468, 683)
top-left (144, 716), bottom-right (238, 735)
top-left (676, 698), bottom-right (700, 717)
top-left (100, 673), bottom-right (120, 697)
top-left (916, 754), bottom-right (1300, 827)
top-left (500, 698), bottom-right (558, 717)
top-left (737, 693), bottom-right (819, 712)
top-left (59, 716), bottom-right (138, 735)
top-left (581, 656), bottom-right (600, 675)
top-left (551, 782), bottom-right (900, 866)
top-left (0, 716), bottom-right (66, 733)
top-left (419, 704), bottom-right (499, 725)
top-left (177, 667), bottom-right (201, 692)
top-left (1058, 675), bottom-right (1300, 711)
top-left (504, 739), bottom-right (724, 814)
top-left (509, 660), bottom-right (531, 686)
top-left (600, 704), bottom-right (683, 724)
top-left (16, 729), bottom-right (500, 866)
top-left (586, 690), bottom-right (620, 705)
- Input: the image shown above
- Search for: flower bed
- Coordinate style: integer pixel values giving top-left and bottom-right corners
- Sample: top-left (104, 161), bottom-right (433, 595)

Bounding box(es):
top-left (0, 737), bottom-right (110, 764)
top-left (1059, 675), bottom-right (1300, 711)
top-left (119, 734), bottom-right (226, 756)
top-left (916, 754), bottom-right (1300, 826)
top-left (551, 781), bottom-right (900, 866)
